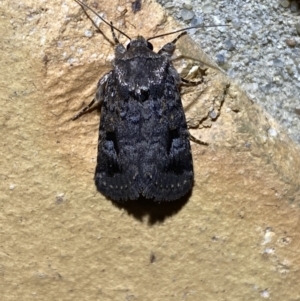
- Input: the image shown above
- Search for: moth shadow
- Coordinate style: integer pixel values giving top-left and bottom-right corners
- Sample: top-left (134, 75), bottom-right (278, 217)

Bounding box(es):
top-left (111, 191), bottom-right (191, 225)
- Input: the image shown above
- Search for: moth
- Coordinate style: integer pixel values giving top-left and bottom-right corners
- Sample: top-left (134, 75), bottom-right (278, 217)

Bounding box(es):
top-left (72, 0), bottom-right (211, 202)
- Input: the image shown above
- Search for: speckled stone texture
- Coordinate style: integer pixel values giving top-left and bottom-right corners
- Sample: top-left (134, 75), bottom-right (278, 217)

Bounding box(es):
top-left (158, 0), bottom-right (300, 145)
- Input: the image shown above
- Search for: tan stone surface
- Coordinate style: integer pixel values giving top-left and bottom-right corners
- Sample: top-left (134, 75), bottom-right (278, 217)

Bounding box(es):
top-left (1, 0), bottom-right (300, 300)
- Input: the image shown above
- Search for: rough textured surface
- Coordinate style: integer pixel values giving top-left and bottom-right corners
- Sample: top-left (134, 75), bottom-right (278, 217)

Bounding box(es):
top-left (1, 0), bottom-right (300, 300)
top-left (157, 0), bottom-right (300, 145)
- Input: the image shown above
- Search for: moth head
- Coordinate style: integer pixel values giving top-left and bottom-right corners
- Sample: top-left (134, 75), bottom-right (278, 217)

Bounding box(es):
top-left (126, 36), bottom-right (153, 51)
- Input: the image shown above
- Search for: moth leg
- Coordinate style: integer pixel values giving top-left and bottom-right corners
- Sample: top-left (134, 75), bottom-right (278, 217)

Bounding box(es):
top-left (159, 32), bottom-right (203, 85)
top-left (110, 22), bottom-right (128, 58)
top-left (169, 31), bottom-right (188, 45)
top-left (71, 72), bottom-right (111, 121)
top-left (158, 32), bottom-right (187, 58)
top-left (172, 54), bottom-right (222, 73)
top-left (71, 98), bottom-right (97, 121)
top-left (158, 32), bottom-right (187, 56)
top-left (181, 77), bottom-right (203, 85)
top-left (189, 132), bottom-right (208, 146)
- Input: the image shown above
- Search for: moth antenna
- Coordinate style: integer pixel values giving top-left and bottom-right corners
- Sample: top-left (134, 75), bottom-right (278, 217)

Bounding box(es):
top-left (75, 0), bottom-right (114, 46)
top-left (74, 0), bottom-right (131, 41)
top-left (147, 24), bottom-right (230, 41)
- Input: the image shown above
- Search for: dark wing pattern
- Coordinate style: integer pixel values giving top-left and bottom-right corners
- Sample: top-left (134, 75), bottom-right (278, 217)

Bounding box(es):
top-left (94, 44), bottom-right (193, 201)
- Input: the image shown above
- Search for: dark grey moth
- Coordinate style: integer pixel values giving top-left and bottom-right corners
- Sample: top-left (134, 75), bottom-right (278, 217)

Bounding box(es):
top-left (72, 0), bottom-right (206, 202)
